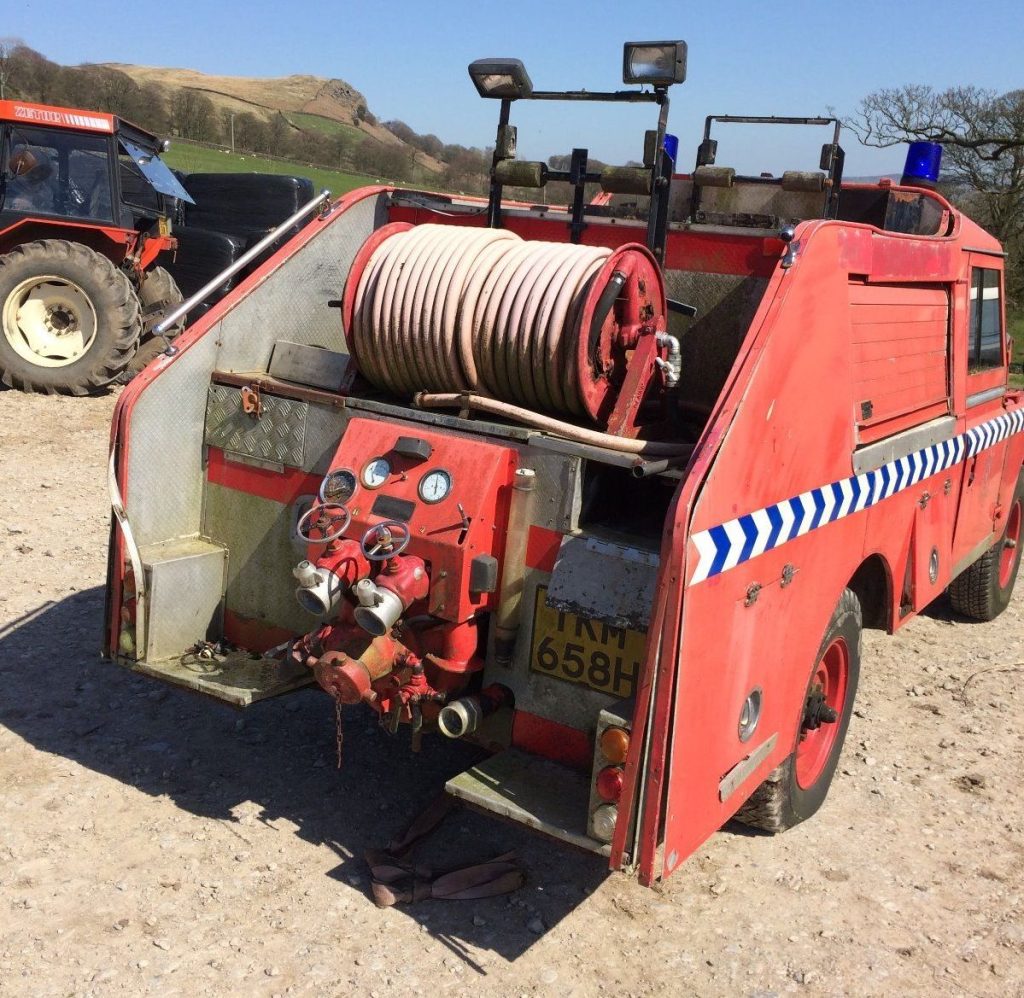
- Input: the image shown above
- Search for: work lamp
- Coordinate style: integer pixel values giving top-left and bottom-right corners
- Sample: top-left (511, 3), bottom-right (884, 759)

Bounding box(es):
top-left (622, 41), bottom-right (687, 86)
top-left (468, 59), bottom-right (534, 99)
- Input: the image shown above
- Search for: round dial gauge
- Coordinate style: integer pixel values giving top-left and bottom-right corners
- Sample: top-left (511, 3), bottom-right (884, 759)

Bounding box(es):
top-left (319, 469), bottom-right (356, 503)
top-left (418, 468), bottom-right (452, 504)
top-left (361, 457), bottom-right (391, 489)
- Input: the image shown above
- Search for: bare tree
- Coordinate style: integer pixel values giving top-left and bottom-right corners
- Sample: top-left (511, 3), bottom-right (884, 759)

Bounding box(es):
top-left (170, 88), bottom-right (216, 142)
top-left (846, 85), bottom-right (1024, 300)
top-left (0, 37), bottom-right (20, 99)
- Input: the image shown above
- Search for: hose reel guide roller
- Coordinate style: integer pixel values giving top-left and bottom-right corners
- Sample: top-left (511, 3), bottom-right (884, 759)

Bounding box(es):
top-left (342, 224), bottom-right (672, 431)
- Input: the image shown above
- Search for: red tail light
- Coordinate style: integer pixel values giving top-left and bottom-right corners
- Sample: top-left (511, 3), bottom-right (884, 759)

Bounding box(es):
top-left (596, 765), bottom-right (624, 802)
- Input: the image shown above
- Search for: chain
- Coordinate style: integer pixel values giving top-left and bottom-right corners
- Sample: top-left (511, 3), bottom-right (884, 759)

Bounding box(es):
top-left (334, 697), bottom-right (345, 769)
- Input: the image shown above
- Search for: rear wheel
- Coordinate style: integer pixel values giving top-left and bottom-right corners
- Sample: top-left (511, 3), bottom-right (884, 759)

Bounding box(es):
top-left (0, 240), bottom-right (141, 395)
top-left (948, 471), bottom-right (1024, 621)
top-left (735, 588), bottom-right (861, 833)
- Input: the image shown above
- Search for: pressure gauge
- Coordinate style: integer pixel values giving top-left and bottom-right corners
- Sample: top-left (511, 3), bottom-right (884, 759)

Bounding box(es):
top-left (361, 457), bottom-right (391, 489)
top-left (418, 468), bottom-right (452, 504)
top-left (319, 469), bottom-right (356, 503)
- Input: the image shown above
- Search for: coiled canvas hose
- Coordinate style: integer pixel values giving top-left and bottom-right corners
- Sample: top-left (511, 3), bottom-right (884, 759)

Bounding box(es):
top-left (348, 224), bottom-right (612, 418)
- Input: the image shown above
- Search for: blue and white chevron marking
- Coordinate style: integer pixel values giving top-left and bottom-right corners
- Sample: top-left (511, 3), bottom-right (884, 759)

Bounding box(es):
top-left (689, 406), bottom-right (1024, 585)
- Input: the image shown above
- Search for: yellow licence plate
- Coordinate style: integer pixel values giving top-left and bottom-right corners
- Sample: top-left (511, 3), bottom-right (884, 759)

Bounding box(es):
top-left (529, 586), bottom-right (646, 699)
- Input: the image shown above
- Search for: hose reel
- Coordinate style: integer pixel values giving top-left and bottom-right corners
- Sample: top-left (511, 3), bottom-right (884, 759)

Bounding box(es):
top-left (342, 224), bottom-right (670, 430)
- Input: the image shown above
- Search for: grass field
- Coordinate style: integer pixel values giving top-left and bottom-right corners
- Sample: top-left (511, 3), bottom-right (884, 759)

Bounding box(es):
top-left (162, 142), bottom-right (380, 196)
top-left (286, 112), bottom-right (363, 144)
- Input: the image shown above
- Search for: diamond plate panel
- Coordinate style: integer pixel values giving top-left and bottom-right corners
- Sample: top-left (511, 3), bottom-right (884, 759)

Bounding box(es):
top-left (204, 384), bottom-right (308, 467)
top-left (125, 195), bottom-right (383, 549)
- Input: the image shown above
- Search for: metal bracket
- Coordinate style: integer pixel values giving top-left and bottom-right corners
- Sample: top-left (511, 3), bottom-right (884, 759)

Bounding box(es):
top-left (240, 384), bottom-right (263, 419)
top-left (744, 582), bottom-right (762, 606)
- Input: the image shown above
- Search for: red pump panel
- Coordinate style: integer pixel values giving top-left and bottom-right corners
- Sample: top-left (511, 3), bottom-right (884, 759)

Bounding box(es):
top-left (324, 417), bottom-right (518, 622)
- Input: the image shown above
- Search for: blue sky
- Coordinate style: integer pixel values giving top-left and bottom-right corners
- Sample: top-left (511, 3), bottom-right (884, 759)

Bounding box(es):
top-left (6, 0), bottom-right (1023, 176)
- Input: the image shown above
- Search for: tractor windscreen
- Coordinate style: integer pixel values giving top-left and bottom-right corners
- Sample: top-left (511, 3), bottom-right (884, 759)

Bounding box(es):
top-left (117, 138), bottom-right (194, 204)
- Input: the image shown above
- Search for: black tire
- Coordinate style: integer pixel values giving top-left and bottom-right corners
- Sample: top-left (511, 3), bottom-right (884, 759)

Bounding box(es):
top-left (948, 469), bottom-right (1024, 621)
top-left (138, 265), bottom-right (184, 331)
top-left (735, 588), bottom-right (862, 833)
top-left (0, 239), bottom-right (141, 395)
top-left (117, 266), bottom-right (186, 383)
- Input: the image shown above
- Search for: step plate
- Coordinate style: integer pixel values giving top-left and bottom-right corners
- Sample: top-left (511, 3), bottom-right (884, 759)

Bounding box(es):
top-left (446, 748), bottom-right (608, 857)
top-left (121, 652), bottom-right (313, 708)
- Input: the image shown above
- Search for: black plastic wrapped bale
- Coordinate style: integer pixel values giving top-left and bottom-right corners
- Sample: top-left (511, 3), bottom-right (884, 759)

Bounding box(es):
top-left (157, 227), bottom-right (246, 301)
top-left (181, 173), bottom-right (315, 237)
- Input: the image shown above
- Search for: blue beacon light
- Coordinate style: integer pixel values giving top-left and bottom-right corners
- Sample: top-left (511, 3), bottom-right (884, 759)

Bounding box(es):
top-left (663, 133), bottom-right (679, 165)
top-left (901, 141), bottom-right (942, 187)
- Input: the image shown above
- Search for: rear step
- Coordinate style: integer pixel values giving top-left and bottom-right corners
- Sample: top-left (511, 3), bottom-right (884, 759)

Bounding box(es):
top-left (446, 748), bottom-right (608, 856)
top-left (123, 652), bottom-right (313, 707)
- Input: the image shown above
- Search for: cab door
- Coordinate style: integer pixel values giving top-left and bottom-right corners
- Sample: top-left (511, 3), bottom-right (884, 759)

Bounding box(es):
top-left (952, 255), bottom-right (1010, 572)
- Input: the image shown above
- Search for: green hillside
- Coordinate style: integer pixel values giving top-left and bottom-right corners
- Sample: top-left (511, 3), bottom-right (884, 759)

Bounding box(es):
top-left (287, 112), bottom-right (364, 143)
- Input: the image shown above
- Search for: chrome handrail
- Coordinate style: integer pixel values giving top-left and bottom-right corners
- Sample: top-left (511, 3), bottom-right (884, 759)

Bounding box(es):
top-left (154, 188), bottom-right (332, 345)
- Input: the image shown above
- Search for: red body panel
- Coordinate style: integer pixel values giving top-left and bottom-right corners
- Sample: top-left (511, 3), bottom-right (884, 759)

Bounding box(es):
top-left (648, 218), bottom-right (1023, 879)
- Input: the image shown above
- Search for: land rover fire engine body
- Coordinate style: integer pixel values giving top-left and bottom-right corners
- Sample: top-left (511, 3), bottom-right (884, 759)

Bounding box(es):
top-left (104, 43), bottom-right (1024, 886)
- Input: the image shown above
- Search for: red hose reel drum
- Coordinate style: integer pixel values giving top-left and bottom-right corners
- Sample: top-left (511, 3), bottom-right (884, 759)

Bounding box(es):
top-left (342, 223), bottom-right (667, 426)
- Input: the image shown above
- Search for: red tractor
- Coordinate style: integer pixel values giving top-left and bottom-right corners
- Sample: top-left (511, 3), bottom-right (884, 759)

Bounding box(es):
top-left (0, 99), bottom-right (193, 394)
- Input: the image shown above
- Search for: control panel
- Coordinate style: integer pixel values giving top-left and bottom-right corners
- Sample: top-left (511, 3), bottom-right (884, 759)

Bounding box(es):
top-left (320, 417), bottom-right (518, 622)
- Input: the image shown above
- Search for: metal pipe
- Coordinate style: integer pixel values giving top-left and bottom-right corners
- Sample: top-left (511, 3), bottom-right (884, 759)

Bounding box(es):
top-left (154, 189), bottom-right (332, 340)
top-left (631, 451), bottom-right (693, 478)
top-left (493, 467), bottom-right (536, 667)
top-left (108, 447), bottom-right (146, 657)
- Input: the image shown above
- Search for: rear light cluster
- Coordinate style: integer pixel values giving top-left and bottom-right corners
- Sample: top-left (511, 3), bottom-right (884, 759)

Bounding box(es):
top-left (588, 722), bottom-right (631, 844)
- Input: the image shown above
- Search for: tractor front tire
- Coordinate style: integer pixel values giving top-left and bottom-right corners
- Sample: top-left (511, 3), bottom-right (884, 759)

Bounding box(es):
top-left (734, 588), bottom-right (862, 834)
top-left (948, 469), bottom-right (1024, 621)
top-left (124, 266), bottom-right (186, 378)
top-left (0, 240), bottom-right (141, 395)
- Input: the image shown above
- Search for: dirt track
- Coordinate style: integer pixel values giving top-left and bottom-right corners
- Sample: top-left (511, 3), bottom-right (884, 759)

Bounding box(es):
top-left (1, 388), bottom-right (1022, 998)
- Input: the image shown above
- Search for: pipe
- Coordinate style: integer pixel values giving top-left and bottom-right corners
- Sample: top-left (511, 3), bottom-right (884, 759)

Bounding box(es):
top-left (493, 468), bottom-right (536, 666)
top-left (108, 447), bottom-right (146, 657)
top-left (438, 685), bottom-right (513, 738)
top-left (655, 331), bottom-right (681, 388)
top-left (631, 452), bottom-right (693, 478)
top-left (414, 392), bottom-right (691, 456)
top-left (153, 189), bottom-right (332, 341)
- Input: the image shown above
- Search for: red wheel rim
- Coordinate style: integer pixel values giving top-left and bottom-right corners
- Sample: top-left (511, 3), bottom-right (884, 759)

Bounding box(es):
top-left (998, 499), bottom-right (1022, 590)
top-left (795, 637), bottom-right (849, 789)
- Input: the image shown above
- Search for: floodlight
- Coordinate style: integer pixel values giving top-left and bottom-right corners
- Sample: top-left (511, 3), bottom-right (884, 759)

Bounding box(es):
top-left (468, 59), bottom-right (533, 99)
top-left (622, 41), bottom-right (687, 86)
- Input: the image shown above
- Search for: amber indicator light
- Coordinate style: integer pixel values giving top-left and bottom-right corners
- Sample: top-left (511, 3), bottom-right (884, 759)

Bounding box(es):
top-left (599, 726), bottom-right (630, 764)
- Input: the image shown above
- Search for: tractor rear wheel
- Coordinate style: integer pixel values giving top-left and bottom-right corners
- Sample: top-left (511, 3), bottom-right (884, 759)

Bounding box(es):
top-left (0, 239), bottom-right (141, 395)
top-left (948, 470), bottom-right (1024, 621)
top-left (734, 588), bottom-right (861, 833)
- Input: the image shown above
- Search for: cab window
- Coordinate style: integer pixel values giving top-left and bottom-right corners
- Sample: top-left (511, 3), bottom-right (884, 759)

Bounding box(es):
top-left (2, 124), bottom-right (113, 222)
top-left (968, 267), bottom-right (1004, 372)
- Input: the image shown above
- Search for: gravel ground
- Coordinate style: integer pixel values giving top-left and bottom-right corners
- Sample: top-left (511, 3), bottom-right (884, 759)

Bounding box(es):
top-left (1, 388), bottom-right (1022, 998)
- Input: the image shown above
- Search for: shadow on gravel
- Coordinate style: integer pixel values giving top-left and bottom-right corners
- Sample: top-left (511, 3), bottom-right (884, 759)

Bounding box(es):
top-left (920, 591), bottom-right (984, 625)
top-left (0, 587), bottom-right (607, 968)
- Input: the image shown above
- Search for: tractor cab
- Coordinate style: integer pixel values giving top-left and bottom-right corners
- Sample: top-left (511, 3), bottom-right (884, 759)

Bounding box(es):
top-left (0, 100), bottom-right (193, 249)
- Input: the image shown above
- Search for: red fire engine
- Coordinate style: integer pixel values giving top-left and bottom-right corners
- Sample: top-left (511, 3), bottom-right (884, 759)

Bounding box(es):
top-left (104, 41), bottom-right (1023, 888)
